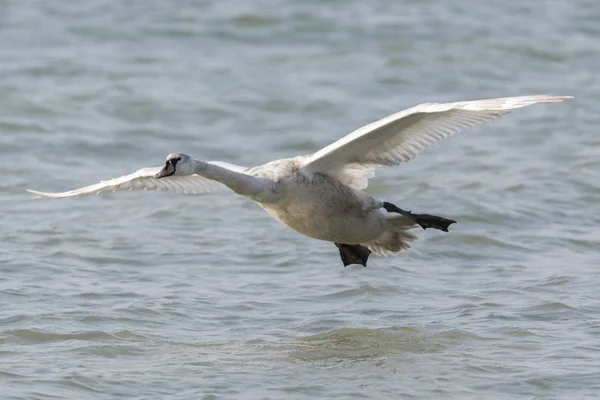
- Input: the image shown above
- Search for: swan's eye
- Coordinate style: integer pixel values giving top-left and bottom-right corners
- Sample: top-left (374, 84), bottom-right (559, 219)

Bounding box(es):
top-left (168, 157), bottom-right (180, 168)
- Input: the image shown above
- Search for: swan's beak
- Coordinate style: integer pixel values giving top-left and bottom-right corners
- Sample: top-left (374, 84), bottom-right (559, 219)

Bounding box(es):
top-left (155, 162), bottom-right (175, 179)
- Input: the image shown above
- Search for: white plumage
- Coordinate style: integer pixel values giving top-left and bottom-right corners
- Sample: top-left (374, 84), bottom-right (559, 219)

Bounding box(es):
top-left (27, 162), bottom-right (243, 197)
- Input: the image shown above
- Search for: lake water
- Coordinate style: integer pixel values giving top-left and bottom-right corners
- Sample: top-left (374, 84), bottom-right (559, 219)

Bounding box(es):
top-left (1, 1), bottom-right (599, 399)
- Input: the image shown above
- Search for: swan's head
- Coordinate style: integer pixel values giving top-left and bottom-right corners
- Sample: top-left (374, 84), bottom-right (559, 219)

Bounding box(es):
top-left (155, 153), bottom-right (193, 179)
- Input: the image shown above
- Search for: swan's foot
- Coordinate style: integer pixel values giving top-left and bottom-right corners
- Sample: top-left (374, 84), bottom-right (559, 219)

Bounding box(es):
top-left (334, 243), bottom-right (372, 267)
top-left (383, 201), bottom-right (456, 232)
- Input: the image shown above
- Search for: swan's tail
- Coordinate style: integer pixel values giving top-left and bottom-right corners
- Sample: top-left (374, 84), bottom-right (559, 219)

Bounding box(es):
top-left (365, 215), bottom-right (419, 256)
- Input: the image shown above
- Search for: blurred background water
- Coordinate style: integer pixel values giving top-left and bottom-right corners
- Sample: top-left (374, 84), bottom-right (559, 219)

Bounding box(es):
top-left (1, 0), bottom-right (599, 398)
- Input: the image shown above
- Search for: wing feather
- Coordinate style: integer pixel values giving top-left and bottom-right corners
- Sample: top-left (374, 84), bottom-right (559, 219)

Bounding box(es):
top-left (301, 95), bottom-right (572, 189)
top-left (27, 161), bottom-right (246, 199)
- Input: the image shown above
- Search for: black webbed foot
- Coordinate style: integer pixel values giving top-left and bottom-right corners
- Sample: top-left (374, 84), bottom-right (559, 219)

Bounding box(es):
top-left (383, 201), bottom-right (456, 232)
top-left (335, 243), bottom-right (372, 267)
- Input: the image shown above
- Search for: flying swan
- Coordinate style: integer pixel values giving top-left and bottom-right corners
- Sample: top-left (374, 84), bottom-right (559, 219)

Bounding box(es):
top-left (28, 95), bottom-right (572, 267)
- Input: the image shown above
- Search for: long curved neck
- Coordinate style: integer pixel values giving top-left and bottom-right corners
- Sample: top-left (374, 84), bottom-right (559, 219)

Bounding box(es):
top-left (191, 159), bottom-right (274, 201)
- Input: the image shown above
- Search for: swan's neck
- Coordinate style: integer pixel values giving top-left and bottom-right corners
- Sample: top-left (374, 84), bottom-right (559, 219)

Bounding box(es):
top-left (191, 159), bottom-right (274, 201)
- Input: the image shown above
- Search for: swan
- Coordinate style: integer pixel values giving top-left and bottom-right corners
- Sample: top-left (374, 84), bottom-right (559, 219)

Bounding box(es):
top-left (28, 95), bottom-right (572, 267)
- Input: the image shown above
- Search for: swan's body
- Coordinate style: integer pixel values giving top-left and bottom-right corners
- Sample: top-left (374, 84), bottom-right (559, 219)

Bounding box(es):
top-left (251, 160), bottom-right (388, 244)
top-left (28, 95), bottom-right (571, 266)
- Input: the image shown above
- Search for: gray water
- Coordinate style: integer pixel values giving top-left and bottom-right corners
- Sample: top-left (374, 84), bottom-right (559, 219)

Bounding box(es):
top-left (1, 0), bottom-right (599, 398)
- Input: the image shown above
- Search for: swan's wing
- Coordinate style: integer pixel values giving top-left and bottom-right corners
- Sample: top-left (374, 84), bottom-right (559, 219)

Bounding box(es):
top-left (27, 161), bottom-right (247, 199)
top-left (301, 95), bottom-right (572, 189)
top-left (205, 161), bottom-right (248, 174)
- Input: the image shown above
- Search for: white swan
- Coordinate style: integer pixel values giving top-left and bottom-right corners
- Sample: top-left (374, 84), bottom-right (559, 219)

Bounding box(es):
top-left (28, 95), bottom-right (572, 267)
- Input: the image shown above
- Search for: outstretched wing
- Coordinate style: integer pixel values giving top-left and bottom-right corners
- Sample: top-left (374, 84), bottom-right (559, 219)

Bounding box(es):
top-left (301, 95), bottom-right (572, 189)
top-left (27, 161), bottom-right (246, 199)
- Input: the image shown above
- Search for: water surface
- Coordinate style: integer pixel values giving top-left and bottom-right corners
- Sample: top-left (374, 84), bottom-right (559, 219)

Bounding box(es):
top-left (1, 1), bottom-right (599, 398)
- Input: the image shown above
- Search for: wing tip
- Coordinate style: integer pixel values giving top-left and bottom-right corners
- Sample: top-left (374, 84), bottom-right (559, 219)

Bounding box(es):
top-left (460, 94), bottom-right (574, 111)
top-left (510, 94), bottom-right (574, 108)
top-left (500, 94), bottom-right (574, 105)
top-left (534, 95), bottom-right (574, 103)
top-left (26, 189), bottom-right (45, 199)
top-left (26, 189), bottom-right (70, 199)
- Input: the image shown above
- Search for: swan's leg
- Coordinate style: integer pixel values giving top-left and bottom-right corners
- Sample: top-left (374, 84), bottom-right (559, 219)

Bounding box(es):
top-left (334, 243), bottom-right (372, 267)
top-left (382, 202), bottom-right (456, 232)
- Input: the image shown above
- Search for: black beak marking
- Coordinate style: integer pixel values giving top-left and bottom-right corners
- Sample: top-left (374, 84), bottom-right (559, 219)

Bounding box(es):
top-left (155, 158), bottom-right (179, 179)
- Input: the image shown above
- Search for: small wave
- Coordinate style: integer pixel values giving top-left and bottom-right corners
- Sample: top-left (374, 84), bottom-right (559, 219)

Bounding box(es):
top-left (69, 344), bottom-right (147, 358)
top-left (5, 329), bottom-right (146, 344)
top-left (503, 328), bottom-right (535, 337)
top-left (452, 234), bottom-right (529, 251)
top-left (159, 325), bottom-right (489, 371)
top-left (231, 14), bottom-right (280, 28)
top-left (523, 301), bottom-right (578, 312)
top-left (0, 369), bottom-right (25, 378)
top-left (290, 326), bottom-right (488, 363)
top-left (323, 284), bottom-right (389, 299)
top-left (522, 275), bottom-right (575, 291)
